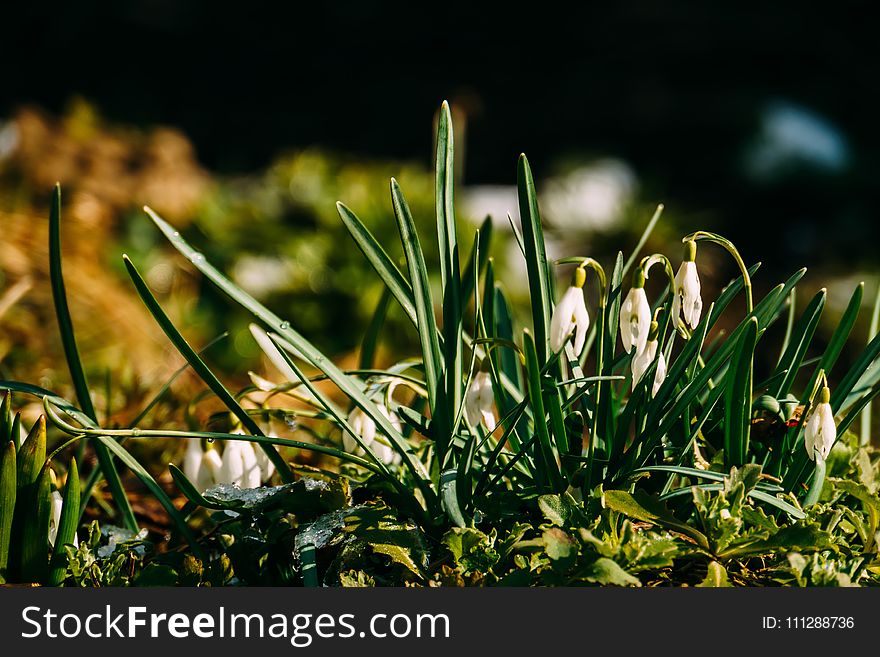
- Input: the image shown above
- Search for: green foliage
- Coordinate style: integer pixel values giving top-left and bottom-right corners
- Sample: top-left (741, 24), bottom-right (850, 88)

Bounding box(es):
top-left (5, 102), bottom-right (880, 586)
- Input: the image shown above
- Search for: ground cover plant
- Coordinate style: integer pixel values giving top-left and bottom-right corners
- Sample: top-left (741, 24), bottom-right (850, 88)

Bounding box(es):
top-left (1, 102), bottom-right (879, 586)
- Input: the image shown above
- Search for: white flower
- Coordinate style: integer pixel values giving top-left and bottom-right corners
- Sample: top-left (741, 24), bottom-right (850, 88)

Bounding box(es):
top-left (344, 404), bottom-right (403, 466)
top-left (550, 285), bottom-right (590, 354)
top-left (218, 439), bottom-right (262, 488)
top-left (672, 260), bottom-right (703, 329)
top-left (631, 337), bottom-right (667, 397)
top-left (804, 389), bottom-right (836, 461)
top-left (620, 286), bottom-right (651, 354)
top-left (465, 370), bottom-right (497, 431)
top-left (48, 491), bottom-right (78, 548)
top-left (183, 440), bottom-right (222, 491)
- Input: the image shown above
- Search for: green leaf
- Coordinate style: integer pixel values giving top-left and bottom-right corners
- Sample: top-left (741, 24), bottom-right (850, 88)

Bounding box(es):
top-left (538, 493), bottom-right (572, 527)
top-left (442, 527), bottom-right (499, 574)
top-left (48, 457), bottom-right (80, 585)
top-left (20, 461), bottom-right (51, 584)
top-left (49, 186), bottom-right (136, 531)
top-left (724, 317), bottom-right (758, 466)
top-left (435, 103), bottom-right (464, 439)
top-left (523, 330), bottom-right (563, 491)
top-left (542, 527), bottom-right (577, 563)
top-left (144, 207), bottom-right (433, 498)
top-left (604, 489), bottom-right (710, 550)
top-left (0, 440), bottom-right (15, 580)
top-left (359, 287), bottom-right (392, 371)
top-left (697, 561), bottom-right (730, 587)
top-left (98, 436), bottom-right (205, 560)
top-left (123, 255), bottom-right (291, 483)
top-left (581, 557), bottom-right (641, 587)
top-left (517, 154), bottom-right (553, 364)
top-left (390, 179), bottom-right (443, 418)
top-left (336, 201), bottom-right (417, 327)
top-left (771, 289), bottom-right (826, 399)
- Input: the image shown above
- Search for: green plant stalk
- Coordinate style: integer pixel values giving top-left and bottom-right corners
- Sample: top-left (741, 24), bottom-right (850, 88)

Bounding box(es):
top-left (48, 185), bottom-right (137, 531)
top-left (523, 330), bottom-right (563, 492)
top-left (684, 231), bottom-right (754, 315)
top-left (518, 155), bottom-right (553, 365)
top-left (0, 440), bottom-right (15, 581)
top-left (862, 282), bottom-right (880, 446)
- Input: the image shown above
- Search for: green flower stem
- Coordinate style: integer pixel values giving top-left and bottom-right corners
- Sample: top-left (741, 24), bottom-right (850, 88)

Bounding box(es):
top-left (553, 257), bottom-right (608, 485)
top-left (684, 231), bottom-right (753, 315)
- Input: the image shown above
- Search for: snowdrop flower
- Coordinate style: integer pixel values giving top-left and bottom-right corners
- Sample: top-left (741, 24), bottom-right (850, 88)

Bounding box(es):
top-left (631, 321), bottom-right (667, 396)
top-left (183, 440), bottom-right (222, 491)
top-left (465, 359), bottom-right (497, 431)
top-left (620, 270), bottom-right (651, 355)
top-left (550, 267), bottom-right (590, 354)
top-left (48, 491), bottom-right (78, 548)
top-left (804, 386), bottom-right (836, 461)
top-left (672, 240), bottom-right (702, 330)
top-left (344, 403), bottom-right (403, 466)
top-left (218, 436), bottom-right (262, 488)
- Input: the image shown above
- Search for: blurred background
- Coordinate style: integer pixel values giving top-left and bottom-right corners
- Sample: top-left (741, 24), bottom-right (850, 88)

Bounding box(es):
top-left (0, 0), bottom-right (877, 428)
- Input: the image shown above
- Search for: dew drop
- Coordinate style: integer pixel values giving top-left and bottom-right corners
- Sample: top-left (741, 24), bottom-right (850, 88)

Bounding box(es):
top-left (190, 252), bottom-right (205, 263)
top-left (172, 231), bottom-right (180, 237)
top-left (279, 321), bottom-right (290, 330)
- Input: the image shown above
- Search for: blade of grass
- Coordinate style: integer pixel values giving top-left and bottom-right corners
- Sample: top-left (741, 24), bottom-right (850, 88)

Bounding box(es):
top-left (48, 456), bottom-right (79, 585)
top-left (435, 104), bottom-right (464, 443)
top-left (144, 207), bottom-right (435, 502)
top-left (49, 185), bottom-right (136, 531)
top-left (124, 255), bottom-right (292, 484)
top-left (861, 282), bottom-right (880, 446)
top-left (336, 201), bottom-right (417, 326)
top-left (517, 154), bottom-right (553, 364)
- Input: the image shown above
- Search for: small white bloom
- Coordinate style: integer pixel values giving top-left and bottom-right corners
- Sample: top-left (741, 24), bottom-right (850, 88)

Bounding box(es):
top-left (804, 390), bottom-right (836, 461)
top-left (48, 490), bottom-right (78, 548)
top-left (620, 286), bottom-right (651, 355)
top-left (672, 260), bottom-right (703, 329)
top-left (254, 445), bottom-right (276, 482)
top-left (183, 440), bottom-right (222, 490)
top-left (219, 439), bottom-right (262, 488)
top-left (550, 284), bottom-right (590, 354)
top-left (653, 352), bottom-right (667, 397)
top-left (465, 370), bottom-right (497, 431)
top-left (631, 338), bottom-right (667, 397)
top-left (344, 404), bottom-right (403, 465)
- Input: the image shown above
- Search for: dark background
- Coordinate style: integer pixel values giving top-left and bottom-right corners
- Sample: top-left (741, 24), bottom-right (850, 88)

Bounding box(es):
top-left (2, 0), bottom-right (877, 270)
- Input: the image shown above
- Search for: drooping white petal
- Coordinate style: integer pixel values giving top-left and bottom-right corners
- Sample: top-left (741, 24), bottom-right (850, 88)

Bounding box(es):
top-left (805, 403), bottom-right (836, 460)
top-left (550, 286), bottom-right (590, 354)
top-left (674, 261), bottom-right (703, 329)
top-left (344, 404), bottom-right (401, 465)
top-left (620, 287), bottom-right (651, 354)
top-left (631, 340), bottom-right (658, 387)
top-left (48, 491), bottom-right (64, 547)
top-left (652, 352), bottom-right (667, 397)
top-left (571, 292), bottom-right (590, 355)
top-left (253, 442), bottom-right (276, 483)
top-left (466, 371), bottom-right (497, 431)
top-left (183, 440), bottom-right (205, 484)
top-left (239, 441), bottom-right (262, 488)
top-left (198, 449), bottom-right (222, 490)
top-left (219, 441), bottom-right (245, 486)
